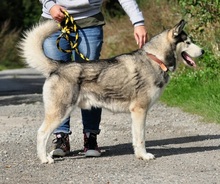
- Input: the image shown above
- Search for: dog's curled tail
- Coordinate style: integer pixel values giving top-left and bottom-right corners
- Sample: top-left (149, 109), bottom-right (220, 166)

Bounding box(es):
top-left (18, 20), bottom-right (59, 77)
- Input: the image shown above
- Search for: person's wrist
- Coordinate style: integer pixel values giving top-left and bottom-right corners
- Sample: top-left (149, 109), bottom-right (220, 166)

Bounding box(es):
top-left (133, 21), bottom-right (145, 27)
top-left (45, 2), bottom-right (56, 12)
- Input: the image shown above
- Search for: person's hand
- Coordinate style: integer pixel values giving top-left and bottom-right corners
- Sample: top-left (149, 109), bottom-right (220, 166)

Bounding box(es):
top-left (134, 25), bottom-right (148, 48)
top-left (49, 5), bottom-right (66, 22)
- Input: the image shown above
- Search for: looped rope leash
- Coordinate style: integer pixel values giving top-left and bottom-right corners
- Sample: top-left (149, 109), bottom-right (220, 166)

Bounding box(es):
top-left (56, 10), bottom-right (89, 61)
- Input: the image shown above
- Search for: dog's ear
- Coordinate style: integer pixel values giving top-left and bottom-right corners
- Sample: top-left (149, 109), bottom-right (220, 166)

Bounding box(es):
top-left (173, 20), bottom-right (187, 37)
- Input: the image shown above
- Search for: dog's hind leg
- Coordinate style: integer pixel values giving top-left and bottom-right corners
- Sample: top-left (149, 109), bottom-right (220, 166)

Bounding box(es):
top-left (37, 104), bottom-right (74, 164)
top-left (37, 114), bottom-right (61, 164)
top-left (130, 105), bottom-right (155, 160)
top-left (37, 76), bottom-right (78, 163)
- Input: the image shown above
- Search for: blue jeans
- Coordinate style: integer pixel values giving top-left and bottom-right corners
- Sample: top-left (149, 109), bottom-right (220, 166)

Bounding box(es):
top-left (43, 26), bottom-right (103, 134)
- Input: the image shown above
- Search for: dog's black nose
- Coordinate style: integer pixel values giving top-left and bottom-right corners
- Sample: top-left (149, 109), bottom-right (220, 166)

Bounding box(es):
top-left (201, 49), bottom-right (205, 54)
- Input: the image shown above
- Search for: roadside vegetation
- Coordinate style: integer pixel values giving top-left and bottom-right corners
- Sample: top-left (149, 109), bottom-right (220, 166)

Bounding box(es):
top-left (161, 0), bottom-right (220, 123)
top-left (0, 0), bottom-right (219, 123)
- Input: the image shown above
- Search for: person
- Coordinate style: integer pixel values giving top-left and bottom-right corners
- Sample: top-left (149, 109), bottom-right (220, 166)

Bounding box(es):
top-left (39, 0), bottom-right (147, 157)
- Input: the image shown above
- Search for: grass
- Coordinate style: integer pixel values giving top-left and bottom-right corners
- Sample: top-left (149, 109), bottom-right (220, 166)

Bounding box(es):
top-left (161, 70), bottom-right (220, 123)
top-left (161, 46), bottom-right (220, 123)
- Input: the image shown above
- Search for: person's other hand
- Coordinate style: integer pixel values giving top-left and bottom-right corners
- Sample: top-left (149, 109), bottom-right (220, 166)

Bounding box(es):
top-left (134, 25), bottom-right (148, 48)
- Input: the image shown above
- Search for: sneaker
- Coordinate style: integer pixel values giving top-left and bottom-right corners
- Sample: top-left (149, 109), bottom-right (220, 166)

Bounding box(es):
top-left (84, 132), bottom-right (101, 157)
top-left (51, 132), bottom-right (70, 157)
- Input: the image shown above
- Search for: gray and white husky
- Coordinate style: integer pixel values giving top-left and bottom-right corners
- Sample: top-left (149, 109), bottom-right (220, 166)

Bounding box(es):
top-left (18, 19), bottom-right (204, 163)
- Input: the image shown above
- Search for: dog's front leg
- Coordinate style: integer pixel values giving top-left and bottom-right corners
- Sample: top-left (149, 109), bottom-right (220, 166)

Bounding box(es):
top-left (130, 106), bottom-right (155, 160)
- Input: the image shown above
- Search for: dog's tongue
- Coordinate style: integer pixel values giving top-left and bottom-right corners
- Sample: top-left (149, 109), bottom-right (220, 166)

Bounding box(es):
top-left (184, 52), bottom-right (196, 67)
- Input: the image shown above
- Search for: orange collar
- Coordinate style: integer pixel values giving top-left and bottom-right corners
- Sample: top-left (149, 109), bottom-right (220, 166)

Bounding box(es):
top-left (146, 53), bottom-right (168, 72)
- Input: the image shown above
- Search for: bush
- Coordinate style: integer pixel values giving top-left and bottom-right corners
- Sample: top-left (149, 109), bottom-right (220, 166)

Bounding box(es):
top-left (178, 0), bottom-right (220, 57)
top-left (0, 21), bottom-right (24, 70)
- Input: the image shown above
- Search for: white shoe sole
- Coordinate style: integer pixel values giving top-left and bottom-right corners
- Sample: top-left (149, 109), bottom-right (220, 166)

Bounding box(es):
top-left (85, 150), bottom-right (101, 157)
top-left (50, 148), bottom-right (68, 157)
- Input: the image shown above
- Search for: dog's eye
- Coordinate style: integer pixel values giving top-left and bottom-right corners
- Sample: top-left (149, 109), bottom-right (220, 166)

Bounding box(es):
top-left (185, 41), bottom-right (190, 45)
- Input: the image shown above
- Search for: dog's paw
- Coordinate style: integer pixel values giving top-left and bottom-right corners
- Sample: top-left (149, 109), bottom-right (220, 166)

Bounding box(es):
top-left (47, 155), bottom-right (54, 164)
top-left (135, 152), bottom-right (155, 161)
top-left (40, 158), bottom-right (49, 164)
top-left (40, 154), bottom-right (54, 164)
top-left (141, 153), bottom-right (155, 160)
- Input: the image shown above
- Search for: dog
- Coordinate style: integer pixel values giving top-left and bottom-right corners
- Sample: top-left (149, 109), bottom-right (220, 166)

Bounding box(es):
top-left (18, 19), bottom-right (204, 163)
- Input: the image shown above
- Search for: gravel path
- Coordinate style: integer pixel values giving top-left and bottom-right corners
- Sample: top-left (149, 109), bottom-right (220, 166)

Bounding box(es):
top-left (0, 69), bottom-right (220, 184)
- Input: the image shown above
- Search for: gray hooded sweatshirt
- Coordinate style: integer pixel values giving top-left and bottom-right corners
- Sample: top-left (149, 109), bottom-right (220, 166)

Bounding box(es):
top-left (40, 0), bottom-right (144, 26)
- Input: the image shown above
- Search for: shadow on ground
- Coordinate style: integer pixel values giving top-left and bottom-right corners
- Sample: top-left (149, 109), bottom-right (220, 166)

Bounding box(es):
top-left (61, 134), bottom-right (220, 161)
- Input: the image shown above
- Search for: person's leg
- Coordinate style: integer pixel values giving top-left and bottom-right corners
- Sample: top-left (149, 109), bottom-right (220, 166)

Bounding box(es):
top-left (43, 31), bottom-right (72, 156)
top-left (74, 26), bottom-right (103, 156)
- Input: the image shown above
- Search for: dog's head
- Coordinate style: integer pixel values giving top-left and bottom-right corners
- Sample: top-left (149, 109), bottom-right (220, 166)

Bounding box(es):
top-left (176, 37), bottom-right (204, 68)
top-left (170, 20), bottom-right (204, 68)
top-left (143, 20), bottom-right (204, 71)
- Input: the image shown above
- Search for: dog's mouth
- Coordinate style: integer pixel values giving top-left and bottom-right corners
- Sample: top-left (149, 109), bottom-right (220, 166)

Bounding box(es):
top-left (181, 51), bottom-right (196, 67)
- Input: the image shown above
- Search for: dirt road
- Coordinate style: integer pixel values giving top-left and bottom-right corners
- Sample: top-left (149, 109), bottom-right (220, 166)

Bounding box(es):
top-left (0, 69), bottom-right (220, 184)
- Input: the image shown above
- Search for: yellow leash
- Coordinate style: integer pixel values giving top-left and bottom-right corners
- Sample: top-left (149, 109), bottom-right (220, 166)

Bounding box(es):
top-left (56, 10), bottom-right (89, 61)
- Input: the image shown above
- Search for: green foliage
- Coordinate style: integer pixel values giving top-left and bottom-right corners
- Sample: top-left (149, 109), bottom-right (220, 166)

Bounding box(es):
top-left (0, 22), bottom-right (25, 70)
top-left (21, 0), bottom-right (42, 29)
top-left (161, 75), bottom-right (220, 123)
top-left (178, 0), bottom-right (220, 23)
top-left (0, 0), bottom-right (41, 30)
top-left (0, 1), bottom-right (22, 29)
top-left (177, 0), bottom-right (220, 60)
top-left (161, 0), bottom-right (220, 123)
top-left (0, 0), bottom-right (41, 70)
